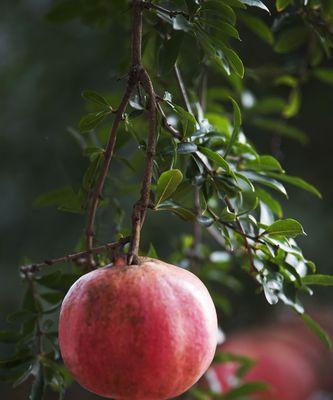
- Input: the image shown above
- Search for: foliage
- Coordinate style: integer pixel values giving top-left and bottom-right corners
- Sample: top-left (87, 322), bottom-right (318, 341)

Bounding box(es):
top-left (2, 0), bottom-right (333, 399)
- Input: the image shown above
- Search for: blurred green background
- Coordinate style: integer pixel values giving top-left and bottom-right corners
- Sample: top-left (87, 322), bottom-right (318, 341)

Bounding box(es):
top-left (1, 0), bottom-right (333, 398)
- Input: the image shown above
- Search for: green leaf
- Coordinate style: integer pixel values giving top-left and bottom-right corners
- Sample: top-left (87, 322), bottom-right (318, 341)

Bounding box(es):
top-left (13, 364), bottom-right (34, 388)
top-left (156, 169), bottom-right (183, 207)
top-left (37, 272), bottom-right (80, 291)
top-left (147, 243), bottom-right (158, 258)
top-left (220, 381), bottom-right (269, 399)
top-left (241, 0), bottom-right (270, 13)
top-left (198, 146), bottom-right (233, 175)
top-left (265, 218), bottom-right (305, 238)
top-left (200, 19), bottom-right (240, 40)
top-left (79, 110), bottom-right (109, 132)
top-left (275, 26), bottom-right (308, 53)
top-left (283, 88), bottom-right (301, 118)
top-left (276, 0), bottom-right (292, 11)
top-left (252, 118), bottom-right (308, 144)
top-left (168, 102), bottom-right (197, 137)
top-left (220, 45), bottom-right (244, 77)
top-left (239, 14), bottom-right (273, 44)
top-left (159, 32), bottom-right (184, 75)
top-left (244, 155), bottom-right (283, 172)
top-left (177, 142), bottom-right (198, 154)
top-left (220, 206), bottom-right (236, 222)
top-left (197, 215), bottom-right (214, 227)
top-left (29, 364), bottom-right (45, 400)
top-left (242, 171), bottom-right (287, 196)
top-left (200, 2), bottom-right (236, 25)
top-left (173, 15), bottom-right (192, 32)
top-left (40, 291), bottom-right (64, 304)
top-left (0, 354), bottom-right (34, 370)
top-left (302, 274), bottom-right (333, 286)
top-left (0, 331), bottom-right (21, 343)
top-left (34, 187), bottom-right (76, 208)
top-left (156, 200), bottom-right (196, 221)
top-left (224, 98), bottom-right (241, 157)
top-left (256, 188), bottom-right (283, 218)
top-left (313, 68), bottom-right (333, 85)
top-left (267, 172), bottom-right (322, 198)
top-left (214, 352), bottom-right (256, 378)
top-left (82, 90), bottom-right (110, 107)
top-left (301, 314), bottom-right (332, 349)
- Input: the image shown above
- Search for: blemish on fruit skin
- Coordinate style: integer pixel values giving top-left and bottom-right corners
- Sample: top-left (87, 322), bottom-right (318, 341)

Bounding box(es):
top-left (59, 258), bottom-right (218, 400)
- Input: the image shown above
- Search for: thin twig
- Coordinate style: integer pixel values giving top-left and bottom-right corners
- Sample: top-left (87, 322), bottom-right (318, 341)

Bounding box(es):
top-left (25, 273), bottom-right (43, 355)
top-left (85, 0), bottom-right (144, 265)
top-left (224, 197), bottom-right (256, 275)
top-left (174, 64), bottom-right (193, 114)
top-left (20, 237), bottom-right (131, 274)
top-left (128, 69), bottom-right (158, 264)
top-left (157, 103), bottom-right (183, 140)
top-left (143, 1), bottom-right (189, 18)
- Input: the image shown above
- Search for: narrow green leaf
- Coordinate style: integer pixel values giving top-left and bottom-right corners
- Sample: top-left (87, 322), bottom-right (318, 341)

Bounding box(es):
top-left (267, 172), bottom-right (322, 198)
top-left (239, 14), bottom-right (273, 44)
top-left (275, 26), bottom-right (308, 53)
top-left (301, 314), bottom-right (332, 349)
top-left (224, 98), bottom-right (241, 157)
top-left (313, 68), bottom-right (333, 85)
top-left (173, 14), bottom-right (192, 32)
top-left (177, 142), bottom-right (198, 154)
top-left (221, 45), bottom-right (244, 77)
top-left (29, 364), bottom-right (45, 400)
top-left (252, 118), bottom-right (308, 144)
top-left (156, 169), bottom-right (183, 207)
top-left (241, 171), bottom-right (288, 197)
top-left (158, 32), bottom-right (184, 75)
top-left (241, 0), bottom-right (270, 13)
top-left (198, 146), bottom-right (232, 175)
top-left (40, 291), bottom-right (64, 304)
top-left (302, 274), bottom-right (333, 286)
top-left (220, 381), bottom-right (269, 399)
top-left (265, 218), bottom-right (305, 238)
top-left (256, 188), bottom-right (283, 218)
top-left (276, 0), bottom-right (292, 11)
top-left (156, 201), bottom-right (196, 221)
top-left (0, 331), bottom-right (21, 343)
top-left (244, 155), bottom-right (283, 172)
top-left (82, 90), bottom-right (110, 107)
top-left (79, 110), bottom-right (109, 132)
top-left (147, 243), bottom-right (158, 258)
top-left (283, 88), bottom-right (301, 118)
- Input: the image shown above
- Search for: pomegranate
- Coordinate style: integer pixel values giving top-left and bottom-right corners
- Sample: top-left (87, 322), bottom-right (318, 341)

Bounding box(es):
top-left (58, 257), bottom-right (218, 399)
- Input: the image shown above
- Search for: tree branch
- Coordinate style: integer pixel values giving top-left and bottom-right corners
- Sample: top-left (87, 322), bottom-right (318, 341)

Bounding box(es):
top-left (128, 69), bottom-right (158, 264)
top-left (20, 237), bottom-right (131, 274)
top-left (85, 0), bottom-right (144, 265)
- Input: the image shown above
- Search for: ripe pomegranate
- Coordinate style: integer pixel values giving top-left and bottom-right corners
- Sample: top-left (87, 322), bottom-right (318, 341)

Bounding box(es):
top-left (58, 257), bottom-right (218, 399)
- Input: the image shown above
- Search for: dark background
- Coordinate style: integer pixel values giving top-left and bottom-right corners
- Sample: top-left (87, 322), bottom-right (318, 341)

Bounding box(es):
top-left (1, 0), bottom-right (333, 398)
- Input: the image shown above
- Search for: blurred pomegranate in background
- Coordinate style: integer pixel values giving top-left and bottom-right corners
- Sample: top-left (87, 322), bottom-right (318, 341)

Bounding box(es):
top-left (203, 310), bottom-right (333, 400)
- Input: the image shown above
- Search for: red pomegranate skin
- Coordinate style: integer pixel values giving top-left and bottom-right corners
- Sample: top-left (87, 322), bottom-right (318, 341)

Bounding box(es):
top-left (58, 258), bottom-right (218, 399)
top-left (206, 332), bottom-right (318, 400)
